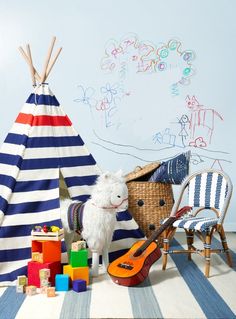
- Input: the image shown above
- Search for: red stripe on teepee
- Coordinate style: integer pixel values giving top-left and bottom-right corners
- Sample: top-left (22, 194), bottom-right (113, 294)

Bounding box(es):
top-left (15, 113), bottom-right (72, 126)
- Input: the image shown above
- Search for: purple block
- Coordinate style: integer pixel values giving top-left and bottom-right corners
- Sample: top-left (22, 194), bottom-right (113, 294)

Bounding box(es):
top-left (72, 279), bottom-right (87, 293)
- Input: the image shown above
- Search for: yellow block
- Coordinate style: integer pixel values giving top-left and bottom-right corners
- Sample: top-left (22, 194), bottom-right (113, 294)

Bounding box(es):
top-left (63, 264), bottom-right (89, 285)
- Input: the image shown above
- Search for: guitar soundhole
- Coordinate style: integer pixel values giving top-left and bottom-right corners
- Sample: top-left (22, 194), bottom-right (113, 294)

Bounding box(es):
top-left (137, 199), bottom-right (144, 207)
top-left (118, 263), bottom-right (133, 270)
top-left (159, 199), bottom-right (165, 206)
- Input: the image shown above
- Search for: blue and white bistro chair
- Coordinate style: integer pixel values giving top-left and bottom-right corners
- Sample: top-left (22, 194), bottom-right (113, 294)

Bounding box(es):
top-left (162, 169), bottom-right (233, 277)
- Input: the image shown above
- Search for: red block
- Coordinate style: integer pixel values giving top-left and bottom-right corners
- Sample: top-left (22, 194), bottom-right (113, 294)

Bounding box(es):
top-left (28, 261), bottom-right (61, 288)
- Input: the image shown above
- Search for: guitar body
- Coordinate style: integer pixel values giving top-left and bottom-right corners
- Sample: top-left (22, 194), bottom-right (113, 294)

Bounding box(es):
top-left (107, 240), bottom-right (161, 286)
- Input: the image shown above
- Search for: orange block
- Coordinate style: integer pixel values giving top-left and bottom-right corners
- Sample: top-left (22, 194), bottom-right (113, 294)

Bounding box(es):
top-left (32, 240), bottom-right (61, 263)
top-left (63, 264), bottom-right (89, 285)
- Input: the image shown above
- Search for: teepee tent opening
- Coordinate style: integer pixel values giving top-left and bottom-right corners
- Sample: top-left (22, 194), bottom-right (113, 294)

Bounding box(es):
top-left (0, 37), bottom-right (145, 286)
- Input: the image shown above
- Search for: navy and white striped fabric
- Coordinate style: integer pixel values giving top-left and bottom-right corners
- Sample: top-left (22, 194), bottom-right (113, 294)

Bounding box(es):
top-left (0, 84), bottom-right (144, 286)
top-left (171, 171), bottom-right (230, 231)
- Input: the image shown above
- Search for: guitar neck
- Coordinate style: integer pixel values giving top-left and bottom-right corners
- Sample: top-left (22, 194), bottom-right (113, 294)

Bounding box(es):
top-left (133, 206), bottom-right (191, 257)
top-left (137, 217), bottom-right (177, 253)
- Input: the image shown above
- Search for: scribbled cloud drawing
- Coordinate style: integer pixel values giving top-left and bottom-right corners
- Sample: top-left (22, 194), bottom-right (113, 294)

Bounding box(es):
top-left (100, 34), bottom-right (195, 87)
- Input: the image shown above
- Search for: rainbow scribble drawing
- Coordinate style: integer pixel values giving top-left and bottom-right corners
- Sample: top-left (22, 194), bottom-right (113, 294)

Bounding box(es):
top-left (101, 34), bottom-right (195, 86)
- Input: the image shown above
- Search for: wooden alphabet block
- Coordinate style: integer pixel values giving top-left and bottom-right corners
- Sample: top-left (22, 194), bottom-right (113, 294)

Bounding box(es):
top-left (26, 285), bottom-right (37, 296)
top-left (16, 285), bottom-right (26, 293)
top-left (47, 287), bottom-right (56, 297)
top-left (17, 275), bottom-right (28, 287)
top-left (71, 241), bottom-right (86, 252)
top-left (39, 268), bottom-right (50, 279)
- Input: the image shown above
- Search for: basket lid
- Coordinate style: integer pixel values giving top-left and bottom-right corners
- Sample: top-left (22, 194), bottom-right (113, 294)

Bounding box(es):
top-left (125, 162), bottom-right (161, 182)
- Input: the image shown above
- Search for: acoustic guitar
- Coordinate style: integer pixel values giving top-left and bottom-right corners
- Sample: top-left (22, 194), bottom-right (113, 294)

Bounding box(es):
top-left (107, 206), bottom-right (192, 286)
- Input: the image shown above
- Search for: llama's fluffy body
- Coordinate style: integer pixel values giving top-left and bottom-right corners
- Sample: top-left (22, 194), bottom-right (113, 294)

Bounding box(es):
top-left (60, 170), bottom-right (128, 276)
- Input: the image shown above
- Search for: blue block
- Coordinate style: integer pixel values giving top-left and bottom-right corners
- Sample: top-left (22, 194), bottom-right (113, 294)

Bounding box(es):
top-left (55, 274), bottom-right (69, 291)
top-left (72, 279), bottom-right (87, 293)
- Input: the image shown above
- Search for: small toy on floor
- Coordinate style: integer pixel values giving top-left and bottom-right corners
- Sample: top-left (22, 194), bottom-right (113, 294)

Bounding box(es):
top-left (47, 287), bottom-right (56, 297)
top-left (25, 285), bottom-right (37, 296)
top-left (72, 279), bottom-right (87, 293)
top-left (16, 275), bottom-right (28, 293)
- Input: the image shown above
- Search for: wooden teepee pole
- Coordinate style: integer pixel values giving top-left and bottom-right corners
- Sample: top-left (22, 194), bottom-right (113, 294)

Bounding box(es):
top-left (18, 46), bottom-right (41, 82)
top-left (41, 36), bottom-right (56, 83)
top-left (46, 47), bottom-right (62, 79)
top-left (26, 44), bottom-right (36, 86)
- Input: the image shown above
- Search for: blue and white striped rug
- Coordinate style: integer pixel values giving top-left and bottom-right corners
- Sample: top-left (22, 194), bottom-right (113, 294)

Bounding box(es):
top-left (1, 232), bottom-right (236, 319)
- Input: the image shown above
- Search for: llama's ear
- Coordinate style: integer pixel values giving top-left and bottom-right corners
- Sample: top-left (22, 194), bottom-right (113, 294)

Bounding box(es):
top-left (115, 169), bottom-right (123, 178)
top-left (98, 171), bottom-right (111, 182)
top-left (185, 95), bottom-right (190, 101)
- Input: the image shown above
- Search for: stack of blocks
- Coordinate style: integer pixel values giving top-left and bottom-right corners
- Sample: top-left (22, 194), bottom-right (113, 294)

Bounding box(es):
top-left (16, 275), bottom-right (28, 293)
top-left (63, 240), bottom-right (88, 292)
top-left (28, 237), bottom-right (62, 288)
top-left (39, 268), bottom-right (51, 293)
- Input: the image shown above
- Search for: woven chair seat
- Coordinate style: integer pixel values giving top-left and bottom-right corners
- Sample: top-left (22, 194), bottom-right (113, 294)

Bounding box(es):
top-left (161, 216), bottom-right (218, 231)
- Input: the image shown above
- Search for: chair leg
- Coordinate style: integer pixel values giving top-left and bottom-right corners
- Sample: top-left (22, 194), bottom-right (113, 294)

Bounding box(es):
top-left (204, 229), bottom-right (213, 277)
top-left (185, 229), bottom-right (194, 261)
top-left (162, 228), bottom-right (169, 270)
top-left (162, 227), bottom-right (176, 270)
top-left (218, 226), bottom-right (233, 267)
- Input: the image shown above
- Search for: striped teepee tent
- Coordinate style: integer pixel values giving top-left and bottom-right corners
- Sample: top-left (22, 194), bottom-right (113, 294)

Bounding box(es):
top-left (0, 37), bottom-right (144, 286)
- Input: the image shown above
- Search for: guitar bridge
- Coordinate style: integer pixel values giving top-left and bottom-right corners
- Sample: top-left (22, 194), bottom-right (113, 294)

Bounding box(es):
top-left (118, 263), bottom-right (134, 270)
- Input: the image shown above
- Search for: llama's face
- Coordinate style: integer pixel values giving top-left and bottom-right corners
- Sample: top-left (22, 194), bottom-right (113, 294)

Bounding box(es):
top-left (110, 182), bottom-right (128, 211)
top-left (91, 170), bottom-right (128, 211)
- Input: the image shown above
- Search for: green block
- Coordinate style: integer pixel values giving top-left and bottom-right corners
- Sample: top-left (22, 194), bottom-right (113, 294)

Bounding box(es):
top-left (70, 249), bottom-right (88, 267)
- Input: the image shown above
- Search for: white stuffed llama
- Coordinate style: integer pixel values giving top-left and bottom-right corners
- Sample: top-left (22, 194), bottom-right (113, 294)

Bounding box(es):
top-left (60, 170), bottom-right (128, 276)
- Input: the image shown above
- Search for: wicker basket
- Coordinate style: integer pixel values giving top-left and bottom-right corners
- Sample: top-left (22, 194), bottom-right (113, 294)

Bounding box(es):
top-left (126, 163), bottom-right (174, 242)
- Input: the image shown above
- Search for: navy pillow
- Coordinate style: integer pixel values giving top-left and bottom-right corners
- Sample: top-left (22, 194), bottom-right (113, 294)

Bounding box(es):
top-left (148, 151), bottom-right (191, 184)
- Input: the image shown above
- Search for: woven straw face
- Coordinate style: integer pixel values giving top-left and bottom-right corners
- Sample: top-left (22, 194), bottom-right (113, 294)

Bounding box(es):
top-left (127, 181), bottom-right (174, 240)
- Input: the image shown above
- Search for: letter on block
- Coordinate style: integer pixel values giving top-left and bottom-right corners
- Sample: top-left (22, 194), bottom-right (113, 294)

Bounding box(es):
top-left (47, 287), bottom-right (56, 297)
top-left (70, 249), bottom-right (88, 267)
top-left (63, 264), bottom-right (89, 285)
top-left (17, 275), bottom-right (28, 286)
top-left (26, 285), bottom-right (37, 296)
top-left (39, 268), bottom-right (50, 279)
